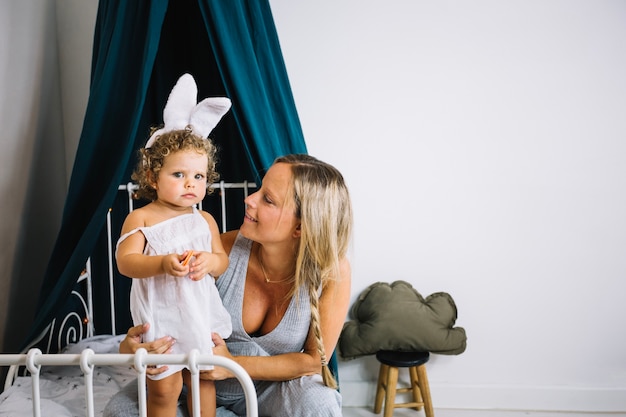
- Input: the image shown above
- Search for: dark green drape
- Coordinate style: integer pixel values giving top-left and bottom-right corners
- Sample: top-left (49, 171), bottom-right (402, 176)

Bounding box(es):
top-left (22, 0), bottom-right (308, 350)
top-left (198, 1), bottom-right (307, 175)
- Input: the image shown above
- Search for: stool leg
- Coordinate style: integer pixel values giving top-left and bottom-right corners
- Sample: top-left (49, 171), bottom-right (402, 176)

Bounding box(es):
top-left (383, 366), bottom-right (399, 417)
top-left (374, 364), bottom-right (389, 413)
top-left (409, 366), bottom-right (423, 410)
top-left (417, 364), bottom-right (434, 417)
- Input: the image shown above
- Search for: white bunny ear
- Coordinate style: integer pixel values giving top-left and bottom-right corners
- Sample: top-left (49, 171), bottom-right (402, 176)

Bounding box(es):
top-left (146, 73), bottom-right (198, 148)
top-left (145, 73), bottom-right (231, 148)
top-left (145, 127), bottom-right (165, 149)
top-left (189, 97), bottom-right (232, 139)
top-left (162, 73), bottom-right (197, 129)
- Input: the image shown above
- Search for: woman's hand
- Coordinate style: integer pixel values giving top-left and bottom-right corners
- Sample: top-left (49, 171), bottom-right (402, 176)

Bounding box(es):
top-left (199, 333), bottom-right (236, 381)
top-left (120, 323), bottom-right (176, 376)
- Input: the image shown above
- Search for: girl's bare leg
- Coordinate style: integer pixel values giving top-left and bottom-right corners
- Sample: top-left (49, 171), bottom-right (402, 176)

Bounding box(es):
top-left (183, 369), bottom-right (216, 417)
top-left (146, 371), bottom-right (183, 417)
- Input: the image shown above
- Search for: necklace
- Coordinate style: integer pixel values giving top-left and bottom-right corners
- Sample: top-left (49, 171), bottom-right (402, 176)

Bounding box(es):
top-left (257, 245), bottom-right (294, 284)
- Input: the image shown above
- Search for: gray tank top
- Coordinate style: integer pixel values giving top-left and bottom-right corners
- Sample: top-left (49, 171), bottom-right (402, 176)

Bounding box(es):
top-left (215, 233), bottom-right (310, 397)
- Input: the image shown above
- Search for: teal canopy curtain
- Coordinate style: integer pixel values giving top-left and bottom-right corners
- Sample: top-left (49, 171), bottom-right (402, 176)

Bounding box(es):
top-left (198, 1), bottom-right (307, 174)
top-left (21, 0), bottom-right (308, 350)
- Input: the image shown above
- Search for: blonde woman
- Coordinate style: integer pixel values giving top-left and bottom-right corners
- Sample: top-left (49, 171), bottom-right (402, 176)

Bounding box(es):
top-left (106, 154), bottom-right (352, 417)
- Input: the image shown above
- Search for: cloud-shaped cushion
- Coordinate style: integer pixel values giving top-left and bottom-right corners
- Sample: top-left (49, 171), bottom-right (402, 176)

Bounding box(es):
top-left (339, 280), bottom-right (467, 359)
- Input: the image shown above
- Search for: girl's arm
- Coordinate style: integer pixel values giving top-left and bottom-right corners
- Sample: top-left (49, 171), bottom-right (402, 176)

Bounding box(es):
top-left (186, 211), bottom-right (229, 281)
top-left (116, 209), bottom-right (189, 278)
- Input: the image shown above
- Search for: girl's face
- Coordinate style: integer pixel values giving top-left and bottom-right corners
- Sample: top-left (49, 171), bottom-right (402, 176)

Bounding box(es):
top-left (152, 149), bottom-right (208, 209)
top-left (241, 162), bottom-right (301, 244)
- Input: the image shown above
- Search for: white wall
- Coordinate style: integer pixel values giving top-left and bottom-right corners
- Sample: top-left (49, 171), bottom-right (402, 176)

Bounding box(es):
top-left (0, 0), bottom-right (67, 352)
top-left (270, 0), bottom-right (626, 412)
top-left (0, 0), bottom-right (96, 353)
top-left (2, 0), bottom-right (625, 412)
top-left (55, 0), bottom-right (97, 177)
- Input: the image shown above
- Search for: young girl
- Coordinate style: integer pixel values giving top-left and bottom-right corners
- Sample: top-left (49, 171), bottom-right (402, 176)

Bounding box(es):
top-left (116, 74), bottom-right (232, 417)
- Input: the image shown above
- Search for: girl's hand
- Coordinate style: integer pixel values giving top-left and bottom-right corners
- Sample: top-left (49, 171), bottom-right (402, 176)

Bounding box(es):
top-left (199, 333), bottom-right (235, 381)
top-left (186, 251), bottom-right (207, 281)
top-left (161, 252), bottom-right (191, 277)
top-left (187, 251), bottom-right (219, 281)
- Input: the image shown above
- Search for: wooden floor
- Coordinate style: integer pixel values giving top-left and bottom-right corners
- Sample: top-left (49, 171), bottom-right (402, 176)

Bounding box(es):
top-left (342, 408), bottom-right (626, 417)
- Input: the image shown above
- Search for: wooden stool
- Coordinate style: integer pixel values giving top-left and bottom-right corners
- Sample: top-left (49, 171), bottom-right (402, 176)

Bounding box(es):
top-left (374, 350), bottom-right (434, 417)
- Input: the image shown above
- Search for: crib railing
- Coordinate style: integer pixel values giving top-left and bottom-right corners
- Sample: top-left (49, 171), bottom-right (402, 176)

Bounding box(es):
top-left (17, 181), bottom-right (256, 354)
top-left (3, 181), bottom-right (258, 415)
top-left (0, 348), bottom-right (258, 417)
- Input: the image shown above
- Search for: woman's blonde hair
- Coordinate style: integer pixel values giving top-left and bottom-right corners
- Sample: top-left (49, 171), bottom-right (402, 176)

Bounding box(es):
top-left (132, 128), bottom-right (219, 201)
top-left (275, 154), bottom-right (353, 389)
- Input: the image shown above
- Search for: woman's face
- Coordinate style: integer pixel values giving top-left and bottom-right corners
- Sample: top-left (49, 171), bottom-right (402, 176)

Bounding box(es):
top-left (241, 162), bottom-right (300, 244)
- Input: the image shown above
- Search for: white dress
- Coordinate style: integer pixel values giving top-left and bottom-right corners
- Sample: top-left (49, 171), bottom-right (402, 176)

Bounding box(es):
top-left (117, 207), bottom-right (232, 380)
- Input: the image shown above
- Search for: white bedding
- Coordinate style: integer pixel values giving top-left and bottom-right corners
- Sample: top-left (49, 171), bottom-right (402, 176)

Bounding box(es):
top-left (0, 335), bottom-right (134, 417)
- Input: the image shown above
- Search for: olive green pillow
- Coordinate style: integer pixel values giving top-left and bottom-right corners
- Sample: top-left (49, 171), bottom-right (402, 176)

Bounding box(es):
top-left (339, 280), bottom-right (467, 359)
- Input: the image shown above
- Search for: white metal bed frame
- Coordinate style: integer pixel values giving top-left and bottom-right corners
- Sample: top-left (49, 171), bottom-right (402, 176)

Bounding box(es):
top-left (0, 349), bottom-right (258, 417)
top-left (1, 181), bottom-right (258, 417)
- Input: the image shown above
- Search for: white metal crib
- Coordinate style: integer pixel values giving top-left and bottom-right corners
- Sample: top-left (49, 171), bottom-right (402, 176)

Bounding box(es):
top-left (1, 181), bottom-right (258, 417)
top-left (0, 349), bottom-right (257, 417)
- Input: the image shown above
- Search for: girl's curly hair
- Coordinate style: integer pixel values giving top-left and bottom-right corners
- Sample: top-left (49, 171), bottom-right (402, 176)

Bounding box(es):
top-left (132, 128), bottom-right (219, 201)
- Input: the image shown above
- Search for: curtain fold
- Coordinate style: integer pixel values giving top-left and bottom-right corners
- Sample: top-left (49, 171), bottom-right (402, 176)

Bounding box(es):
top-left (21, 0), bottom-right (169, 350)
top-left (198, 0), bottom-right (308, 178)
top-left (21, 0), bottom-right (308, 351)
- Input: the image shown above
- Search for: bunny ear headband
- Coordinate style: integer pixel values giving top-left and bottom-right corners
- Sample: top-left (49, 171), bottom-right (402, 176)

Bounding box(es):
top-left (145, 73), bottom-right (231, 149)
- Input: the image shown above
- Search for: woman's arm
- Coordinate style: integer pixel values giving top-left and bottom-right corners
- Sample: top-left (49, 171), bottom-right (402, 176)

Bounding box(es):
top-left (186, 211), bottom-right (229, 280)
top-left (206, 258), bottom-right (352, 382)
top-left (206, 334), bottom-right (317, 381)
top-left (318, 257), bottom-right (352, 360)
top-left (300, 257), bottom-right (351, 372)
